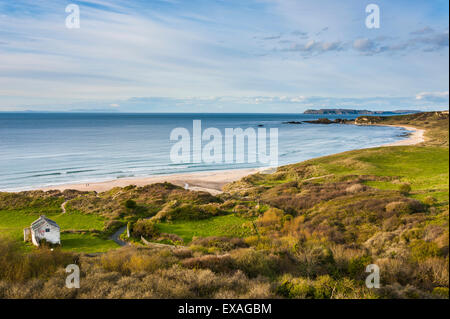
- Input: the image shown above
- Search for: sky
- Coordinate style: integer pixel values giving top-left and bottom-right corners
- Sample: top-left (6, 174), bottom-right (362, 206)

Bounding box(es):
top-left (0, 0), bottom-right (448, 112)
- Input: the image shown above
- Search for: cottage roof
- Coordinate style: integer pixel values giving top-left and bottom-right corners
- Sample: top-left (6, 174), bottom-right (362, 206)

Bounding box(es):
top-left (31, 215), bottom-right (60, 231)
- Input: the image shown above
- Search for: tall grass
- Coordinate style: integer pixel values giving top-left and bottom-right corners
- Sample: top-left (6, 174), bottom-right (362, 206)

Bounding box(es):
top-left (0, 237), bottom-right (75, 282)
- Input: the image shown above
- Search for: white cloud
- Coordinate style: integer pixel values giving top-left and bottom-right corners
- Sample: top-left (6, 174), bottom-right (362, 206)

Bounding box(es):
top-left (290, 96), bottom-right (305, 103)
top-left (415, 91), bottom-right (449, 102)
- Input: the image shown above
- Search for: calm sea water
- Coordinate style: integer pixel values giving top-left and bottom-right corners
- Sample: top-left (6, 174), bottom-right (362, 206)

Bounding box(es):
top-left (0, 113), bottom-right (410, 191)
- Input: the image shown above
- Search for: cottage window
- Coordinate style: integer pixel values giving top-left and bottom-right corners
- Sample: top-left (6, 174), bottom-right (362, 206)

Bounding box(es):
top-left (45, 228), bottom-right (50, 232)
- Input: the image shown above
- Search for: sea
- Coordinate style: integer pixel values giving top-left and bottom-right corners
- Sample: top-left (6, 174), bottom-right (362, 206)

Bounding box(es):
top-left (0, 112), bottom-right (412, 191)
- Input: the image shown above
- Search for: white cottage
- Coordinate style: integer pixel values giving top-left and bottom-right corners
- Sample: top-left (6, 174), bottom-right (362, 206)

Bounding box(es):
top-left (24, 215), bottom-right (61, 246)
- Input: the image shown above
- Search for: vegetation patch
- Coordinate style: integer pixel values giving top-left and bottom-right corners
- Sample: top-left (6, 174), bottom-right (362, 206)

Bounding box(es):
top-left (156, 214), bottom-right (255, 243)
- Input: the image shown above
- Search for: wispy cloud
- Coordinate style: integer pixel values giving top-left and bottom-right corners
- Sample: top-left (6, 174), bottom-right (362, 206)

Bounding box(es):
top-left (410, 26), bottom-right (434, 35)
top-left (416, 91), bottom-right (449, 102)
top-left (0, 0), bottom-right (448, 111)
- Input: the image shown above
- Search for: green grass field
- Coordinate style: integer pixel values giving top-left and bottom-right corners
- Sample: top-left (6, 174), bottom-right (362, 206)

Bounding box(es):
top-left (314, 147), bottom-right (447, 182)
top-left (0, 210), bottom-right (117, 252)
top-left (60, 233), bottom-right (118, 253)
top-left (156, 214), bottom-right (255, 243)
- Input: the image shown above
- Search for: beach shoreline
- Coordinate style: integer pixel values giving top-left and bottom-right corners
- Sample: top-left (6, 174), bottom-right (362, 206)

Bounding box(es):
top-left (373, 124), bottom-right (425, 146)
top-left (36, 167), bottom-right (270, 195)
top-left (20, 124), bottom-right (424, 194)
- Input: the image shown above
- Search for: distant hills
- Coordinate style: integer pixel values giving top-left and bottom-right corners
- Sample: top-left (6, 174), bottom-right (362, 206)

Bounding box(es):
top-left (304, 109), bottom-right (420, 115)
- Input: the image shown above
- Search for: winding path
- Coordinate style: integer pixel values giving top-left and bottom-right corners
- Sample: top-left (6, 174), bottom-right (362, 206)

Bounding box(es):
top-left (110, 226), bottom-right (128, 246)
top-left (61, 200), bottom-right (68, 214)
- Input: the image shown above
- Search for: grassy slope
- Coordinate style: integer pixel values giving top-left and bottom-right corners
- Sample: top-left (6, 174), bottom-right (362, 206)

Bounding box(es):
top-left (156, 214), bottom-right (254, 243)
top-left (230, 111), bottom-right (448, 202)
top-left (303, 146), bottom-right (447, 201)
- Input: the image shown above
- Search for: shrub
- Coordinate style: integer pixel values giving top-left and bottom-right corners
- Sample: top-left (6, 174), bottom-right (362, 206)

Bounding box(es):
top-left (432, 287), bottom-right (449, 299)
top-left (277, 277), bottom-right (315, 299)
top-left (157, 233), bottom-right (184, 245)
top-left (0, 238), bottom-right (76, 282)
top-left (347, 256), bottom-right (372, 279)
top-left (399, 183), bottom-right (411, 195)
top-left (313, 275), bottom-right (335, 299)
top-left (256, 207), bottom-right (284, 229)
top-left (190, 237), bottom-right (248, 251)
top-left (423, 196), bottom-right (437, 206)
top-left (345, 184), bottom-right (366, 193)
top-left (124, 199), bottom-right (137, 209)
top-left (294, 244), bottom-right (336, 277)
top-left (375, 258), bottom-right (413, 286)
top-left (181, 254), bottom-right (235, 273)
top-left (230, 249), bottom-right (278, 278)
top-left (100, 247), bottom-right (176, 275)
top-left (157, 203), bottom-right (221, 221)
top-left (132, 219), bottom-right (160, 239)
top-left (377, 283), bottom-right (433, 299)
top-left (410, 240), bottom-right (441, 262)
top-left (385, 200), bottom-right (423, 214)
top-left (413, 257), bottom-right (449, 287)
top-left (277, 275), bottom-right (366, 299)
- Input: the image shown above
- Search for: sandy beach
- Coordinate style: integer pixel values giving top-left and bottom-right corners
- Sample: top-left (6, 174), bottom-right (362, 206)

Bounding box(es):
top-left (380, 125), bottom-right (425, 146)
top-left (35, 124), bottom-right (424, 194)
top-left (38, 167), bottom-right (272, 195)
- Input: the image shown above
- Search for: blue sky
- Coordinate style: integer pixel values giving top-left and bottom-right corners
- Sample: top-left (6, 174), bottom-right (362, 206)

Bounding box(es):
top-left (0, 0), bottom-right (448, 112)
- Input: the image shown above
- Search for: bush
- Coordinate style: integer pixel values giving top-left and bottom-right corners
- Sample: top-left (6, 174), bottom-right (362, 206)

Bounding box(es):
top-left (377, 283), bottom-right (433, 299)
top-left (157, 203), bottom-right (221, 221)
top-left (410, 240), bottom-right (441, 262)
top-left (124, 199), bottom-right (137, 210)
top-left (132, 219), bottom-right (160, 239)
top-left (432, 287), bottom-right (449, 299)
top-left (347, 256), bottom-right (372, 279)
top-left (399, 183), bottom-right (411, 195)
top-left (414, 257), bottom-right (449, 288)
top-left (423, 196), bottom-right (437, 206)
top-left (276, 275), bottom-right (367, 299)
top-left (100, 248), bottom-right (175, 275)
top-left (256, 207), bottom-right (284, 229)
top-left (313, 275), bottom-right (335, 299)
top-left (230, 249), bottom-right (278, 278)
top-left (277, 277), bottom-right (315, 299)
top-left (190, 237), bottom-right (248, 251)
top-left (0, 238), bottom-right (75, 282)
top-left (181, 254), bottom-right (235, 273)
top-left (345, 184), bottom-right (366, 193)
top-left (385, 200), bottom-right (424, 214)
